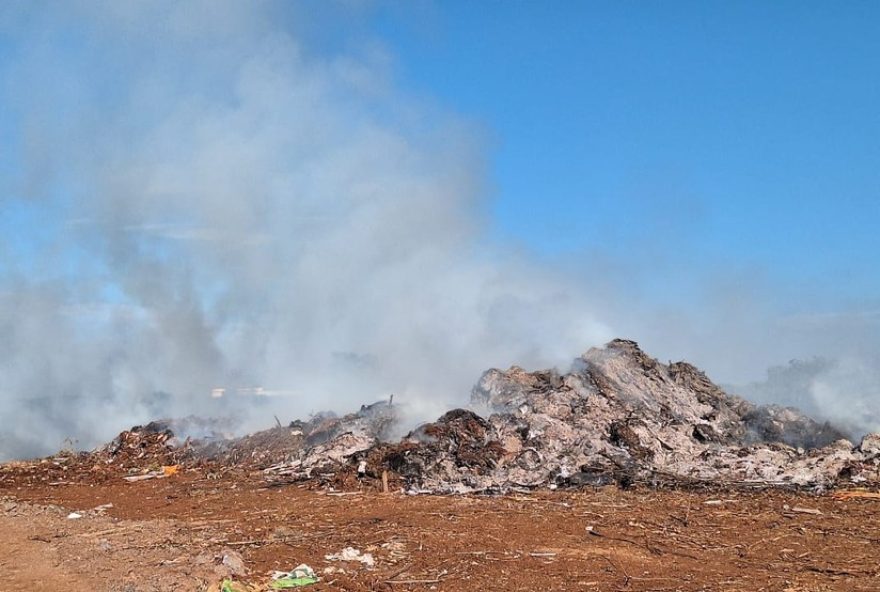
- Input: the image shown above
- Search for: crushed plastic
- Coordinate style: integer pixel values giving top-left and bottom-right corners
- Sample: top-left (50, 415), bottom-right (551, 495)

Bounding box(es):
top-left (216, 579), bottom-right (255, 592)
top-left (269, 564), bottom-right (319, 588)
top-left (325, 546), bottom-right (375, 567)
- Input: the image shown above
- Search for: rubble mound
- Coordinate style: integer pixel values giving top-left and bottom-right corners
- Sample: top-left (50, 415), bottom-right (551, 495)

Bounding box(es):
top-left (16, 340), bottom-right (874, 493)
top-left (373, 410), bottom-right (507, 488)
top-left (99, 422), bottom-right (191, 468)
top-left (0, 421), bottom-right (200, 485)
top-left (90, 415), bottom-right (238, 470)
top-left (198, 425), bottom-right (306, 467)
top-left (238, 401), bottom-right (399, 477)
top-left (739, 405), bottom-right (847, 449)
top-left (265, 339), bottom-right (880, 492)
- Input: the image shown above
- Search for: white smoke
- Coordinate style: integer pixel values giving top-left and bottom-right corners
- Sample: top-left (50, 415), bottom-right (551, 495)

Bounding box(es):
top-left (0, 1), bottom-right (612, 459)
top-left (731, 355), bottom-right (880, 441)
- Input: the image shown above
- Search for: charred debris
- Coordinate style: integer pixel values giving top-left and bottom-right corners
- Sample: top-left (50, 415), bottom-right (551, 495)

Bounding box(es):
top-left (20, 340), bottom-right (880, 493)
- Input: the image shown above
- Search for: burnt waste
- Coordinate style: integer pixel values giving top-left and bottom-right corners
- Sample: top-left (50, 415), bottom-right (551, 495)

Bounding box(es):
top-left (256, 339), bottom-right (879, 493)
top-left (49, 340), bottom-right (880, 493)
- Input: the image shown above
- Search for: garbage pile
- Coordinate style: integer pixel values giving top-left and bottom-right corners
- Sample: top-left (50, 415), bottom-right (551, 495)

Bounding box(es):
top-left (253, 401), bottom-right (399, 477)
top-left (175, 400), bottom-right (402, 478)
top-left (98, 421), bottom-right (192, 466)
top-left (10, 339), bottom-right (877, 493)
top-left (87, 415), bottom-right (237, 469)
top-left (264, 339), bottom-right (880, 492)
top-left (198, 425), bottom-right (306, 468)
top-left (0, 420), bottom-right (200, 485)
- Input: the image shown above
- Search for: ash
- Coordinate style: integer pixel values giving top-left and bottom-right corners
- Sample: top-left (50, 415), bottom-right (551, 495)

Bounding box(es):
top-left (259, 340), bottom-right (880, 493)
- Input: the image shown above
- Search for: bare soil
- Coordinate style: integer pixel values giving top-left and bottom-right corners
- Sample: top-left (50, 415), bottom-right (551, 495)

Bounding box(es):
top-left (2, 470), bottom-right (878, 591)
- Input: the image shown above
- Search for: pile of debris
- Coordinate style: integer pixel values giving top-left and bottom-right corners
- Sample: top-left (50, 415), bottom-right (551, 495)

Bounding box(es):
top-left (12, 339), bottom-right (877, 494)
top-left (255, 401), bottom-right (399, 477)
top-left (0, 420), bottom-right (200, 485)
top-left (263, 339), bottom-right (880, 493)
top-left (95, 420), bottom-right (195, 468)
top-left (187, 400), bottom-right (400, 474)
top-left (197, 425), bottom-right (306, 468)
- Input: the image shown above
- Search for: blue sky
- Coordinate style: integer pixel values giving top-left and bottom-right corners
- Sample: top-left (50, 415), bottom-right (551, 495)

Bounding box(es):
top-left (360, 2), bottom-right (880, 309)
top-left (3, 2), bottom-right (879, 312)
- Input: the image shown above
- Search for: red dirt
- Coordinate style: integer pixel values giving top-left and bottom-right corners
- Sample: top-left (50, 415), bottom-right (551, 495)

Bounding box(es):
top-left (2, 468), bottom-right (879, 591)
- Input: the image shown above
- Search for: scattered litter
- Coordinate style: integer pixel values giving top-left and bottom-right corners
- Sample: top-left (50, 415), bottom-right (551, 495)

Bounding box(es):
top-left (67, 512), bottom-right (82, 519)
top-left (123, 471), bottom-right (164, 482)
top-left (121, 465), bottom-right (180, 482)
top-left (216, 579), bottom-right (256, 592)
top-left (270, 564), bottom-right (319, 588)
top-left (703, 499), bottom-right (736, 506)
top-left (832, 490), bottom-right (880, 501)
top-left (220, 549), bottom-right (247, 575)
top-left (783, 505), bottom-right (823, 515)
top-left (325, 546), bottom-right (375, 567)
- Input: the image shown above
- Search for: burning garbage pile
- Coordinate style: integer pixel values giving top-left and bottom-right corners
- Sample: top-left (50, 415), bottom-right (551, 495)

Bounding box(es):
top-left (263, 339), bottom-right (880, 493)
top-left (198, 400), bottom-right (399, 471)
top-left (5, 339), bottom-right (879, 493)
top-left (91, 416), bottom-right (236, 473)
top-left (0, 417), bottom-right (234, 485)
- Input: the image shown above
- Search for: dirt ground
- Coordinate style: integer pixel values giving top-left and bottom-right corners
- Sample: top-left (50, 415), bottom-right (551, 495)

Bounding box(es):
top-left (1, 470), bottom-right (879, 592)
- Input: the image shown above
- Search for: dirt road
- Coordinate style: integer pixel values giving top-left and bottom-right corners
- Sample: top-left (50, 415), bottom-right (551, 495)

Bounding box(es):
top-left (2, 472), bottom-right (878, 591)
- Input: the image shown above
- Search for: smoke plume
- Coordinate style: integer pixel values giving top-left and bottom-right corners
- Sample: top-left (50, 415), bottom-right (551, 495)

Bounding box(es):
top-left (0, 1), bottom-right (614, 459)
top-left (2, 2), bottom-right (878, 460)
